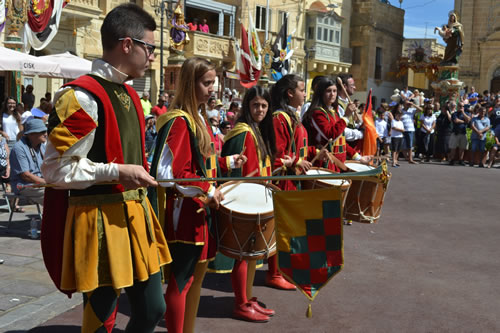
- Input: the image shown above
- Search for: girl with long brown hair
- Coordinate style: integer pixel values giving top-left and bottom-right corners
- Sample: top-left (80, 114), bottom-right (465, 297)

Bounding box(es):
top-left (149, 57), bottom-right (246, 333)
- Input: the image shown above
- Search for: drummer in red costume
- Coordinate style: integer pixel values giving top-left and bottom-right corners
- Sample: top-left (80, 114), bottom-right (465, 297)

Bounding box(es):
top-left (268, 74), bottom-right (329, 290)
top-left (148, 57), bottom-right (246, 333)
top-left (209, 86), bottom-right (277, 322)
top-left (302, 76), bottom-right (371, 171)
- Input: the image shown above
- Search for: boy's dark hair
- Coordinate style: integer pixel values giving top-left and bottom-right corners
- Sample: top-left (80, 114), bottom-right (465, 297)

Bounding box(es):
top-left (101, 3), bottom-right (156, 51)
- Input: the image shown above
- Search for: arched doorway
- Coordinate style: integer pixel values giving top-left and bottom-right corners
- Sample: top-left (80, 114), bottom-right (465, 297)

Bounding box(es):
top-left (491, 67), bottom-right (500, 93)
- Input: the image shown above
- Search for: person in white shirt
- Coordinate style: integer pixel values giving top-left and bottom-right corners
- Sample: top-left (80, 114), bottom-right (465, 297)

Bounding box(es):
top-left (375, 108), bottom-right (388, 161)
top-left (401, 100), bottom-right (419, 164)
top-left (391, 110), bottom-right (405, 167)
top-left (420, 104), bottom-right (437, 162)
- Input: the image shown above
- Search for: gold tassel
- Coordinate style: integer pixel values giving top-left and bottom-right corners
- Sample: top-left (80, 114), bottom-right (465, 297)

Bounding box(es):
top-left (306, 303), bottom-right (312, 318)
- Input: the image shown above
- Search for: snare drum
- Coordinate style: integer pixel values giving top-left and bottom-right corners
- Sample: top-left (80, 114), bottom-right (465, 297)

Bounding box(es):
top-left (301, 167), bottom-right (351, 207)
top-left (344, 161), bottom-right (391, 223)
top-left (216, 182), bottom-right (279, 260)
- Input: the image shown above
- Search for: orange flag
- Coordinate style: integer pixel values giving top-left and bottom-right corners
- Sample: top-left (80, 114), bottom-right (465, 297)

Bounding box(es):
top-left (362, 89), bottom-right (378, 158)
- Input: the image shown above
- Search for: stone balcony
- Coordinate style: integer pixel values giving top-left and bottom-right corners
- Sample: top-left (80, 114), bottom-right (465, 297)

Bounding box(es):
top-left (184, 31), bottom-right (235, 67)
top-left (63, 0), bottom-right (102, 19)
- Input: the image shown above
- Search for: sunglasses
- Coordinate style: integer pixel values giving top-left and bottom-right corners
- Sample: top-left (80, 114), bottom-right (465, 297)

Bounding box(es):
top-left (118, 37), bottom-right (156, 56)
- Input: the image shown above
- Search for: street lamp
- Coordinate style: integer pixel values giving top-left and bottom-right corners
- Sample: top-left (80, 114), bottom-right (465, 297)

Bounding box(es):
top-left (154, 0), bottom-right (174, 95)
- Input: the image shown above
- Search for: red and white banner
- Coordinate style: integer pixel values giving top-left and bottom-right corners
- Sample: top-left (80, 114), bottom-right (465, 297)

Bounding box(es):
top-left (24, 0), bottom-right (67, 51)
top-left (236, 9), bottom-right (261, 88)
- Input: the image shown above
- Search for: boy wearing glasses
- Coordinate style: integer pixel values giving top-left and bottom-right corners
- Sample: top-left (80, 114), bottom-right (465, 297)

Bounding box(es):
top-left (41, 4), bottom-right (171, 332)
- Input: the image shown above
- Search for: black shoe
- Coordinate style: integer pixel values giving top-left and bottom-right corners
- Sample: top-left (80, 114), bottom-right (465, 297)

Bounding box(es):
top-left (469, 162), bottom-right (474, 167)
top-left (449, 160), bottom-right (455, 166)
top-left (459, 160), bottom-right (466, 166)
top-left (479, 163), bottom-right (485, 168)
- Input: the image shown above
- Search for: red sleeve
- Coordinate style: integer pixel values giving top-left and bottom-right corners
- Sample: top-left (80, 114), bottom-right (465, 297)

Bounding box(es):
top-left (307, 146), bottom-right (318, 161)
top-left (273, 115), bottom-right (291, 169)
top-left (242, 132), bottom-right (261, 176)
top-left (218, 155), bottom-right (229, 174)
top-left (311, 109), bottom-right (347, 143)
top-left (346, 144), bottom-right (358, 159)
top-left (167, 117), bottom-right (211, 192)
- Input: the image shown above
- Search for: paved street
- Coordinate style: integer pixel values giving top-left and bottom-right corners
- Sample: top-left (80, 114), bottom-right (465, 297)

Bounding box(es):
top-left (1, 161), bottom-right (499, 332)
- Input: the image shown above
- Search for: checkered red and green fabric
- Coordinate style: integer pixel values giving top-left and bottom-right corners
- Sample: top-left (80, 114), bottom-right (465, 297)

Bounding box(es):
top-left (273, 187), bottom-right (344, 301)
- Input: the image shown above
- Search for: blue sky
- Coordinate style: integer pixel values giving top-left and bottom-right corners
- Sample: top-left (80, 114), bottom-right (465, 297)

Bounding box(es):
top-left (401, 0), bottom-right (455, 43)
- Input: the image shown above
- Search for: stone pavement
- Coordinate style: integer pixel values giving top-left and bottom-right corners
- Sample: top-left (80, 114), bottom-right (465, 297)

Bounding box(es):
top-left (1, 161), bottom-right (499, 332)
top-left (0, 204), bottom-right (82, 332)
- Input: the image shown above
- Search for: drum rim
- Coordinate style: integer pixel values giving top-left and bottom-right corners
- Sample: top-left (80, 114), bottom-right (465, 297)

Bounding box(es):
top-left (344, 160), bottom-right (375, 172)
top-left (218, 180), bottom-right (280, 216)
top-left (304, 167), bottom-right (352, 188)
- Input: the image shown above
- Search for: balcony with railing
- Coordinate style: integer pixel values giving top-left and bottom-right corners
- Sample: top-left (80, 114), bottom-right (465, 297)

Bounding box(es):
top-left (184, 31), bottom-right (235, 64)
top-left (63, 0), bottom-right (101, 18)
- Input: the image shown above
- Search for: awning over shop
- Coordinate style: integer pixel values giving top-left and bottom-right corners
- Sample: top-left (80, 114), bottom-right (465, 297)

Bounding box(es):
top-left (38, 52), bottom-right (92, 79)
top-left (0, 46), bottom-right (61, 76)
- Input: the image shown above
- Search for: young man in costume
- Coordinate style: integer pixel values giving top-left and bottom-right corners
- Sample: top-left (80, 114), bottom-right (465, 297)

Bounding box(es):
top-left (41, 4), bottom-right (171, 332)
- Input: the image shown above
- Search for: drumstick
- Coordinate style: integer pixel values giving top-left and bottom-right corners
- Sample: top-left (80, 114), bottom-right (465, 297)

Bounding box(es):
top-left (196, 168), bottom-right (259, 214)
top-left (336, 77), bottom-right (361, 123)
top-left (328, 152), bottom-right (348, 171)
top-left (220, 168), bottom-right (259, 195)
top-left (310, 139), bottom-right (333, 165)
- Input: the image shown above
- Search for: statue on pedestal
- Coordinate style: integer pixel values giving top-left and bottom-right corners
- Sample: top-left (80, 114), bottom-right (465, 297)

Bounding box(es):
top-left (169, 2), bottom-right (189, 52)
top-left (434, 12), bottom-right (464, 66)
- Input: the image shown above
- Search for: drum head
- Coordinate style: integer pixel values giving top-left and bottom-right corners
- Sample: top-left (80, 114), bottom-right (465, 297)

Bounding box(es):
top-left (306, 168), bottom-right (345, 185)
top-left (345, 162), bottom-right (374, 172)
top-left (221, 182), bottom-right (274, 214)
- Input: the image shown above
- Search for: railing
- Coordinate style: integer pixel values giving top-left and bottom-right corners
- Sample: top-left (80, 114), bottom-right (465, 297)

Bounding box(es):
top-left (65, 0), bottom-right (101, 14)
top-left (184, 31), bottom-right (235, 62)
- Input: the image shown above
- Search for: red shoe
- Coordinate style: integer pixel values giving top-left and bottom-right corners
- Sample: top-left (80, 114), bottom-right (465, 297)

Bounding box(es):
top-left (249, 297), bottom-right (275, 316)
top-left (233, 303), bottom-right (270, 322)
top-left (265, 274), bottom-right (296, 290)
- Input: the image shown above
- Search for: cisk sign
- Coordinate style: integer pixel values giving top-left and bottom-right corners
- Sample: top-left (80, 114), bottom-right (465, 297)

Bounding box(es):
top-left (23, 62), bottom-right (35, 69)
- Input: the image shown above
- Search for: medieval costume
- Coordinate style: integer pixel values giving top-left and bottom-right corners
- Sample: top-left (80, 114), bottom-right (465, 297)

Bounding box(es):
top-left (149, 108), bottom-right (233, 332)
top-left (41, 59), bottom-right (171, 332)
top-left (208, 121), bottom-right (275, 322)
top-left (306, 105), bottom-right (360, 172)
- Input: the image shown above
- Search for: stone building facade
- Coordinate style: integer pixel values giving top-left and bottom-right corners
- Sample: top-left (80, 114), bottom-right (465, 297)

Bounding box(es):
top-left (1, 0), bottom-right (406, 105)
top-left (454, 0), bottom-right (500, 93)
top-left (350, 0), bottom-right (404, 103)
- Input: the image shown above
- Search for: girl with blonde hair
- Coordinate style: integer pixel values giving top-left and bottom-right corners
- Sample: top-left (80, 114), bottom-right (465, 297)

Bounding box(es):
top-left (149, 57), bottom-right (246, 333)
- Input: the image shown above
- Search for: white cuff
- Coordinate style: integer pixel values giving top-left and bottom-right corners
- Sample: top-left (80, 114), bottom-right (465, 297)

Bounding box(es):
top-left (207, 184), bottom-right (216, 198)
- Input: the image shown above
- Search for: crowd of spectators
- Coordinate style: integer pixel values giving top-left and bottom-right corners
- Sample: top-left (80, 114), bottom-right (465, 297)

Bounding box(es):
top-left (373, 87), bottom-right (500, 168)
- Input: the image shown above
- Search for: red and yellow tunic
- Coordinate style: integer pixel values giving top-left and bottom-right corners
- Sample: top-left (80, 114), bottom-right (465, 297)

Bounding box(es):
top-left (221, 122), bottom-right (272, 177)
top-left (150, 109), bottom-right (231, 262)
top-left (307, 106), bottom-right (359, 172)
top-left (273, 110), bottom-right (317, 190)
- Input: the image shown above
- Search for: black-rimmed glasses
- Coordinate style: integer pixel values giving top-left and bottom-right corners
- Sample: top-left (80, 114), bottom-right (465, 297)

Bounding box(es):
top-left (118, 37), bottom-right (156, 56)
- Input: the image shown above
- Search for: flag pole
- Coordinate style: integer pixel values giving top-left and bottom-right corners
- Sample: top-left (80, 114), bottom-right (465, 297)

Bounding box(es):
top-left (18, 163), bottom-right (389, 189)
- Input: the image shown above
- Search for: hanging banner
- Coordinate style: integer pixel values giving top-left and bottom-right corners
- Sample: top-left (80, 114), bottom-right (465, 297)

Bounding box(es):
top-left (273, 187), bottom-right (344, 317)
top-left (24, 0), bottom-right (67, 51)
top-left (0, 0), bottom-right (6, 33)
